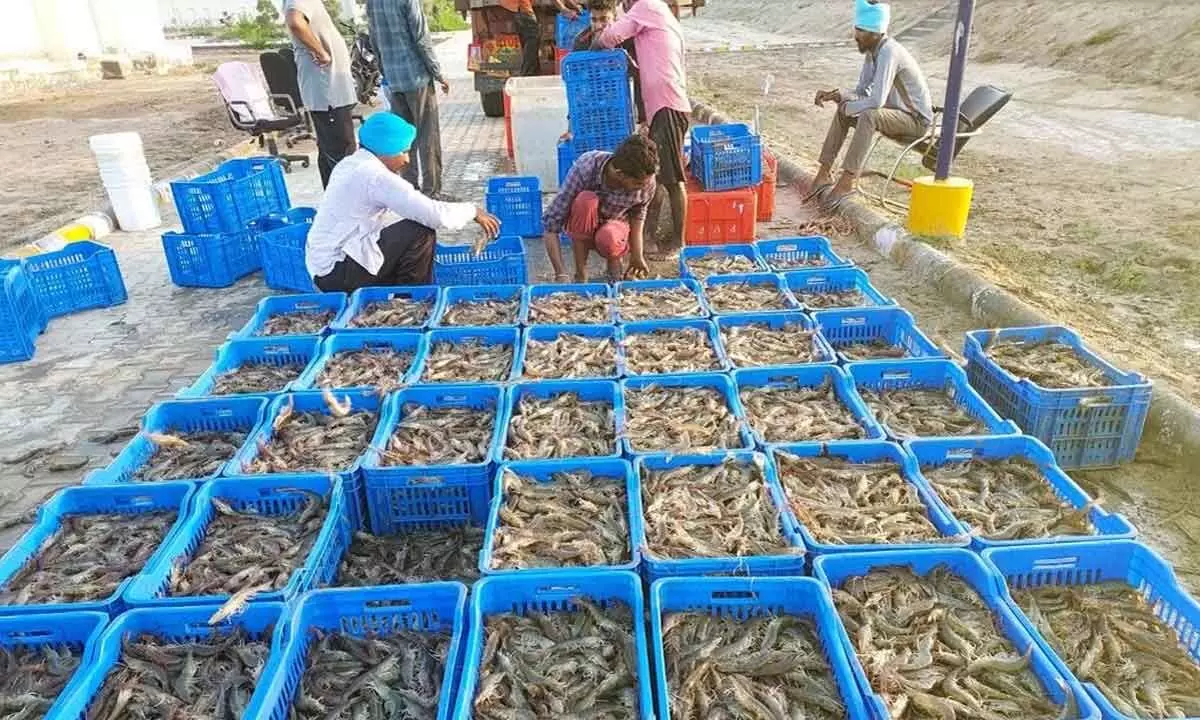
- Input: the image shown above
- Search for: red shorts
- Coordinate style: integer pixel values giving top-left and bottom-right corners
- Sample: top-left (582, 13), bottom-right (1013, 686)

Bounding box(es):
top-left (564, 190), bottom-right (630, 259)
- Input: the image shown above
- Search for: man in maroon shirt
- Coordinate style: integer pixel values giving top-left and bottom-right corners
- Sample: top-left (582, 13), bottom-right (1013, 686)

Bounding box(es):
top-left (541, 134), bottom-right (659, 281)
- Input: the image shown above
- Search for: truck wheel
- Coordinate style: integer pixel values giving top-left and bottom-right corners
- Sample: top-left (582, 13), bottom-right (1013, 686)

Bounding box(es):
top-left (480, 91), bottom-right (505, 118)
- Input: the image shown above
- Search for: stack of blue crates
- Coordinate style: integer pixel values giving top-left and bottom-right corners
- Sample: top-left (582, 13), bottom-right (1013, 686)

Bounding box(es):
top-left (558, 50), bottom-right (634, 183)
top-left (163, 157), bottom-right (290, 288)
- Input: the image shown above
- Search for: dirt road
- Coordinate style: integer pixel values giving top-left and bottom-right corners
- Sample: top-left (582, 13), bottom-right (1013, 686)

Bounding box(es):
top-left (684, 0), bottom-right (1200, 408)
top-left (0, 59), bottom-right (251, 247)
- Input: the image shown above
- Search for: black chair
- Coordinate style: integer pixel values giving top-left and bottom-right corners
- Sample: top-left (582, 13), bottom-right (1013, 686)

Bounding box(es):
top-left (212, 61), bottom-right (310, 172)
top-left (863, 84), bottom-right (1013, 209)
top-left (260, 49), bottom-right (315, 148)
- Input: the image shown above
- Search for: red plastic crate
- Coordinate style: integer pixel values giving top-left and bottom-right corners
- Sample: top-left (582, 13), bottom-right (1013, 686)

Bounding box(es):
top-left (685, 179), bottom-right (758, 245)
top-left (555, 48), bottom-right (569, 73)
top-left (757, 149), bottom-right (778, 221)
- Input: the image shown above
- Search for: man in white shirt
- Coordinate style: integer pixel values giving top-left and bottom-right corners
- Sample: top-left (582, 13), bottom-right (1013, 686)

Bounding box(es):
top-left (307, 112), bottom-right (501, 291)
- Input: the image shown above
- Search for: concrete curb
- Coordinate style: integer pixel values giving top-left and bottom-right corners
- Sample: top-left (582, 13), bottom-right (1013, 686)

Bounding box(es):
top-left (693, 101), bottom-right (1200, 461)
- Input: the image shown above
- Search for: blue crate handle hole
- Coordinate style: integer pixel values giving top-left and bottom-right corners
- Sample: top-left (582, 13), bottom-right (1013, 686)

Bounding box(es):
top-left (366, 598), bottom-right (414, 609)
top-left (710, 590), bottom-right (758, 602)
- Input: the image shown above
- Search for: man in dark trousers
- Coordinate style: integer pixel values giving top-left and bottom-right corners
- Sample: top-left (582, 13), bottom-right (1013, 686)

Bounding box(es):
top-left (284, 0), bottom-right (357, 187)
top-left (503, 0), bottom-right (582, 77)
top-left (367, 0), bottom-right (451, 198)
top-left (307, 113), bottom-right (501, 292)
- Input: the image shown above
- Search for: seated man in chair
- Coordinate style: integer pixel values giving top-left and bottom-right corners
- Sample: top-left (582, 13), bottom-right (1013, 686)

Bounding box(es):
top-left (809, 0), bottom-right (933, 210)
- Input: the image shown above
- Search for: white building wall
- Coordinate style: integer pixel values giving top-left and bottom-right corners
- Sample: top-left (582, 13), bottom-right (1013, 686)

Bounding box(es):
top-left (2, 0), bottom-right (48, 58)
top-left (34, 0), bottom-right (102, 59)
top-left (157, 0), bottom-right (259, 27)
top-left (90, 0), bottom-right (166, 53)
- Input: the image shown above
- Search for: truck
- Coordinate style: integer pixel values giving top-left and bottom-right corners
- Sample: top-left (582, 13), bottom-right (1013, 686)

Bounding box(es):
top-left (454, 0), bottom-right (704, 118)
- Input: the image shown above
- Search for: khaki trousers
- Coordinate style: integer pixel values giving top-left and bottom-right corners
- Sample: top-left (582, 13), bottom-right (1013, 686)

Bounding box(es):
top-left (819, 106), bottom-right (929, 175)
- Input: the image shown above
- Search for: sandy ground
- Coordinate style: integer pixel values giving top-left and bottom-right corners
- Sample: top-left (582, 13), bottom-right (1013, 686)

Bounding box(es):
top-left (683, 0), bottom-right (1200, 408)
top-left (0, 57), bottom-right (252, 246)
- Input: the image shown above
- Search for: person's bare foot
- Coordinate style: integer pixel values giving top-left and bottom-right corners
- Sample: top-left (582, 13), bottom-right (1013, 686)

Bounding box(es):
top-left (572, 271), bottom-right (587, 283)
top-left (803, 173), bottom-right (835, 203)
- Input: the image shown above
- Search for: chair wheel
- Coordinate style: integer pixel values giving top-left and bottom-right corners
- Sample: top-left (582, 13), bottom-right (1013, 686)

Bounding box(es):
top-left (283, 162), bottom-right (293, 174)
top-left (302, 159), bottom-right (311, 168)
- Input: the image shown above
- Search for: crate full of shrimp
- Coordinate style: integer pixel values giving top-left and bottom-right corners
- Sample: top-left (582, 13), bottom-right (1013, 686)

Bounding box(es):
top-left (964, 325), bottom-right (1152, 469)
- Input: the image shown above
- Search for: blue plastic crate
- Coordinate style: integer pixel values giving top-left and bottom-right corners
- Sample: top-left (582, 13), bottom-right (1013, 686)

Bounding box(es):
top-left (522, 282), bottom-right (615, 325)
top-left (568, 105), bottom-right (635, 148)
top-left (334, 285), bottom-right (440, 331)
top-left (767, 441), bottom-right (969, 555)
top-left (847, 359), bottom-right (1021, 440)
top-left (555, 9), bottom-right (591, 47)
top-left (812, 548), bottom-right (1099, 720)
top-left (251, 583), bottom-right (467, 720)
top-left (964, 325), bottom-right (1152, 469)
top-left (0, 611), bottom-right (108, 718)
top-left (499, 379), bottom-right (624, 460)
top-left (54, 602), bottom-right (286, 720)
top-left (733, 365), bottom-right (885, 445)
top-left (178, 336), bottom-right (320, 398)
top-left (0, 483), bottom-right (194, 615)
top-left (562, 51), bottom-right (633, 119)
top-left (621, 318), bottom-right (730, 376)
top-left (813, 306), bottom-right (945, 363)
top-left (519, 324), bottom-right (624, 379)
top-left (0, 262), bottom-right (45, 363)
top-left (454, 571), bottom-right (655, 720)
top-left (907, 435), bottom-right (1136, 549)
top-left (983, 540), bottom-right (1199, 720)
top-left (432, 284), bottom-right (525, 328)
top-left (701, 271), bottom-right (801, 314)
top-left (122, 475), bottom-right (351, 608)
top-left (292, 331), bottom-right (427, 392)
top-left (21, 241), bottom-right (126, 318)
top-left (557, 138), bottom-right (576, 186)
top-left (481, 457), bottom-right (641, 575)
top-left (161, 228), bottom-right (261, 288)
top-left (228, 390), bottom-right (382, 476)
top-left (690, 123), bottom-right (763, 191)
top-left (635, 451), bottom-right (805, 581)
top-left (715, 310), bottom-right (836, 368)
top-left (649, 577), bottom-right (873, 720)
top-left (254, 209), bottom-right (318, 293)
top-left (679, 243), bottom-right (767, 279)
top-left (781, 267), bottom-right (895, 310)
top-left (87, 396), bottom-right (267, 485)
top-left (361, 384), bottom-right (504, 534)
top-left (170, 156), bottom-right (290, 234)
top-left (485, 177), bottom-right (543, 238)
top-left (615, 278), bottom-right (710, 322)
top-left (434, 236), bottom-right (527, 286)
top-left (757, 235), bottom-right (853, 271)
top-left (621, 372), bottom-right (753, 454)
top-left (418, 327), bottom-right (522, 383)
top-left (234, 292), bottom-right (348, 339)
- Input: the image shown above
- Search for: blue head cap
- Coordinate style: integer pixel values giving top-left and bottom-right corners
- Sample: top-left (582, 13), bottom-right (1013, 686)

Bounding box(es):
top-left (855, 0), bottom-right (891, 33)
top-left (359, 112), bottom-right (417, 157)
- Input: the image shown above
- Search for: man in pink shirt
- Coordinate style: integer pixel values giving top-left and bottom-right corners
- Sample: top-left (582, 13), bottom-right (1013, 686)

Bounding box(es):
top-left (594, 0), bottom-right (691, 258)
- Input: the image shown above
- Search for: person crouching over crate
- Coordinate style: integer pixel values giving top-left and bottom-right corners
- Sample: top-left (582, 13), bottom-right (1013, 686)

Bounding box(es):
top-left (306, 112), bottom-right (501, 292)
top-left (592, 0), bottom-right (690, 259)
top-left (542, 134), bottom-right (658, 282)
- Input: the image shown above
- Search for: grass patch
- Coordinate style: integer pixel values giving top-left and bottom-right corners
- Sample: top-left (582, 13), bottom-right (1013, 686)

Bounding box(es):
top-left (1074, 257), bottom-right (1148, 292)
top-left (1084, 27), bottom-right (1124, 46)
top-left (425, 0), bottom-right (469, 31)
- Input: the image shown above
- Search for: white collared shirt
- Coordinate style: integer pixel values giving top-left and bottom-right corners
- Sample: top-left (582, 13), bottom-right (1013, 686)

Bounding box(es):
top-left (306, 149), bottom-right (477, 278)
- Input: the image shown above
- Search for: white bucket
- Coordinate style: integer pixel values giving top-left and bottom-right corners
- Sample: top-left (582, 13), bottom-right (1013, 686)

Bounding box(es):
top-left (105, 180), bottom-right (161, 232)
top-left (90, 132), bottom-right (159, 231)
top-left (506, 76), bottom-right (569, 192)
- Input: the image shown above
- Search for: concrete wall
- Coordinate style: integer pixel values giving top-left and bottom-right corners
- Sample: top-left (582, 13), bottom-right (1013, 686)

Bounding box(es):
top-left (157, 0), bottom-right (357, 27)
top-left (2, 0), bottom-right (47, 58)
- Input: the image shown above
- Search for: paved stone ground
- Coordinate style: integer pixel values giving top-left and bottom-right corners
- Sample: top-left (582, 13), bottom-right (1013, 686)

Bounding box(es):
top-left (0, 32), bottom-right (512, 547)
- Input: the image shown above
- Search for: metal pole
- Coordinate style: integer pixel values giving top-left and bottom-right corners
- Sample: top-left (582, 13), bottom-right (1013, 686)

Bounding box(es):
top-left (934, 0), bottom-right (975, 180)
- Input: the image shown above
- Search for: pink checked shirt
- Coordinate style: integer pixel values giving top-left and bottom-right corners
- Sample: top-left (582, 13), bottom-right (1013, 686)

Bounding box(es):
top-left (597, 0), bottom-right (690, 122)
